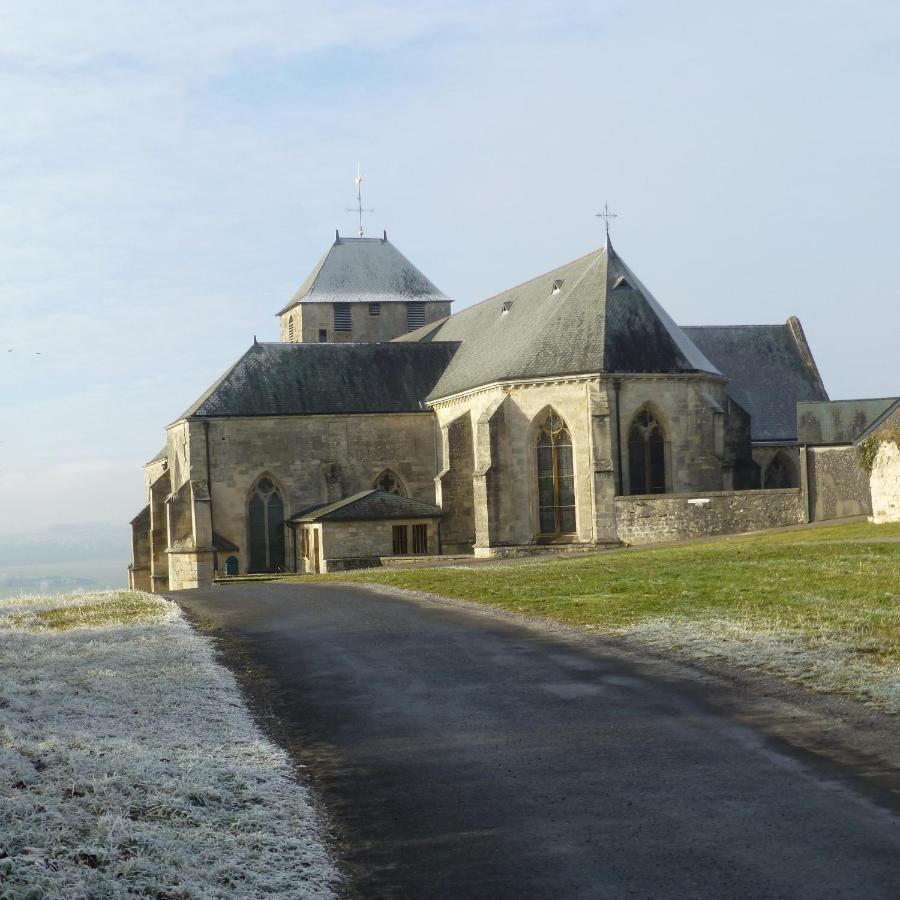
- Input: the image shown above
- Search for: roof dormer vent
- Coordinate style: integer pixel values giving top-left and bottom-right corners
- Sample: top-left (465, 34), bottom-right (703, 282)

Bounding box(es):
top-left (501, 300), bottom-right (513, 315)
top-left (551, 279), bottom-right (564, 294)
top-left (612, 275), bottom-right (632, 291)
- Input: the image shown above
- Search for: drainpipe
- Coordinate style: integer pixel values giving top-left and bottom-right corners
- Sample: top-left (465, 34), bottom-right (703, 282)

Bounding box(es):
top-left (203, 421), bottom-right (218, 574)
top-left (613, 378), bottom-right (623, 496)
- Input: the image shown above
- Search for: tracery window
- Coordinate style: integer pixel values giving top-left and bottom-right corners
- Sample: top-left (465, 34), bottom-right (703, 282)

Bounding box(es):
top-left (537, 412), bottom-right (576, 536)
top-left (628, 410), bottom-right (666, 494)
top-left (763, 452), bottom-right (795, 489)
top-left (248, 476), bottom-right (285, 573)
top-left (373, 469), bottom-right (406, 496)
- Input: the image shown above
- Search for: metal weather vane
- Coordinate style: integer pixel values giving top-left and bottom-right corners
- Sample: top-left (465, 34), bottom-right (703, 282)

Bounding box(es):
top-left (347, 163), bottom-right (374, 237)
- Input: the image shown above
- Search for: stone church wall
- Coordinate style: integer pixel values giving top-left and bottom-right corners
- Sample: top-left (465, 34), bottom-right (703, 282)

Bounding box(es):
top-left (184, 412), bottom-right (438, 575)
top-left (870, 440), bottom-right (900, 523)
top-left (615, 488), bottom-right (803, 545)
top-left (615, 376), bottom-right (733, 494)
top-left (806, 446), bottom-right (871, 521)
top-left (432, 377), bottom-right (606, 550)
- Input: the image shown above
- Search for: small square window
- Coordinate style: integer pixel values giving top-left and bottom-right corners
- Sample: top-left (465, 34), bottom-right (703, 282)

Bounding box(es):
top-left (369, 303), bottom-right (381, 316)
top-left (392, 525), bottom-right (408, 555)
top-left (318, 329), bottom-right (327, 343)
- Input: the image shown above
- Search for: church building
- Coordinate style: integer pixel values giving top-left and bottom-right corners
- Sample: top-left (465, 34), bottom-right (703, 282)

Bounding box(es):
top-left (129, 228), bottom-right (829, 591)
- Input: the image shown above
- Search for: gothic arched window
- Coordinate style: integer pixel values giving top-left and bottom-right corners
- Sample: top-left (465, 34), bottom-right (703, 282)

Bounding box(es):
top-left (763, 452), bottom-right (796, 489)
top-left (373, 469), bottom-right (406, 496)
top-left (628, 410), bottom-right (666, 494)
top-left (537, 412), bottom-right (576, 536)
top-left (248, 477), bottom-right (285, 573)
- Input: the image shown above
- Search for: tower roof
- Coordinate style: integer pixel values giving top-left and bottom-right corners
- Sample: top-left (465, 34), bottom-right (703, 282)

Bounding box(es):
top-left (397, 241), bottom-right (720, 400)
top-left (277, 234), bottom-right (450, 315)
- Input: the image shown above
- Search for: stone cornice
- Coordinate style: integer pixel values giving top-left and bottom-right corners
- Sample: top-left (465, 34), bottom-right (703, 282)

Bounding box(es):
top-left (428, 371), bottom-right (727, 409)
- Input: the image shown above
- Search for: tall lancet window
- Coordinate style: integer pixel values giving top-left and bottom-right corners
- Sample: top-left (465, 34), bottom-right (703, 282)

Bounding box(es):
top-left (628, 410), bottom-right (666, 494)
top-left (537, 412), bottom-right (576, 536)
top-left (248, 477), bottom-right (285, 573)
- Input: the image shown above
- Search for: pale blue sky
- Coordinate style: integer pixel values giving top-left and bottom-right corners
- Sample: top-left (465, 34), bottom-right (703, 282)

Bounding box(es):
top-left (1, 0), bottom-right (898, 534)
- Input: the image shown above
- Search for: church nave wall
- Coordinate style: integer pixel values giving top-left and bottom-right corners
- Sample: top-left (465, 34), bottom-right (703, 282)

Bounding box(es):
top-left (188, 413), bottom-right (439, 575)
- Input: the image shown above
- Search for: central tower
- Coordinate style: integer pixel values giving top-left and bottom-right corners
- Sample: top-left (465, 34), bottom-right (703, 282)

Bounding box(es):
top-left (277, 231), bottom-right (452, 344)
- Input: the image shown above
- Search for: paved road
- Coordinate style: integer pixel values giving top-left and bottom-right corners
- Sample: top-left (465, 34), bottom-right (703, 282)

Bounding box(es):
top-left (177, 583), bottom-right (900, 899)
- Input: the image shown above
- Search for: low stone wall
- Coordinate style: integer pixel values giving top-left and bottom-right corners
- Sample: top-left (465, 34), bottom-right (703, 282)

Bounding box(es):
top-left (615, 489), bottom-right (804, 545)
top-left (807, 445), bottom-right (871, 522)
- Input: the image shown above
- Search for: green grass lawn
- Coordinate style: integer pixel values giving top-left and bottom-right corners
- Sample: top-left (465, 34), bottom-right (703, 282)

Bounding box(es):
top-left (283, 521), bottom-right (900, 709)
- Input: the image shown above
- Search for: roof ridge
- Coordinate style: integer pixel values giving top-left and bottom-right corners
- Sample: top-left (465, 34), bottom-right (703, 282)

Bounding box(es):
top-left (682, 323), bottom-right (787, 329)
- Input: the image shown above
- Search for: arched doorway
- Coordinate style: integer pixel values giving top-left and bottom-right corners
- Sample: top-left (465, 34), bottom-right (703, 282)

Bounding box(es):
top-left (537, 411), bottom-right (576, 536)
top-left (628, 409), bottom-right (666, 494)
top-left (248, 476), bottom-right (285, 573)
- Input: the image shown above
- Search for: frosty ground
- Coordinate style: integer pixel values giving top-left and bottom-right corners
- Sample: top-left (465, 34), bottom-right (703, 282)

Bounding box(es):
top-left (0, 590), bottom-right (339, 899)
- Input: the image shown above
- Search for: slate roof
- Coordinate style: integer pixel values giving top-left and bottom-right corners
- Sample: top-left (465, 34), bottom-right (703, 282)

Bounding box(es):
top-left (277, 234), bottom-right (450, 315)
top-left (683, 324), bottom-right (829, 443)
top-left (178, 341), bottom-right (460, 420)
top-left (397, 241), bottom-right (721, 400)
top-left (797, 398), bottom-right (899, 445)
top-left (145, 446), bottom-right (167, 466)
top-left (290, 489), bottom-right (442, 523)
top-left (129, 505), bottom-right (150, 527)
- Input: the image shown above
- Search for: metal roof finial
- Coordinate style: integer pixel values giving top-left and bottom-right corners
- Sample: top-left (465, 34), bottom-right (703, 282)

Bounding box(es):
top-left (347, 163), bottom-right (374, 237)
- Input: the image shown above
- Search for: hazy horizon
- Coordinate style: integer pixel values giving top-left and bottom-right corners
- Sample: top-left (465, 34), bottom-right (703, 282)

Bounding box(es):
top-left (2, 1), bottom-right (899, 537)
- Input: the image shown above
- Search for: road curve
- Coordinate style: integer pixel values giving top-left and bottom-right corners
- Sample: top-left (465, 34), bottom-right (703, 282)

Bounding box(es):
top-left (176, 583), bottom-right (900, 900)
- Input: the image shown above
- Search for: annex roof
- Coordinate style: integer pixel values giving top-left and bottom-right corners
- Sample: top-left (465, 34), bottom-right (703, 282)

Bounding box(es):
top-left (797, 398), bottom-right (899, 445)
top-left (277, 234), bottom-right (450, 315)
top-left (290, 489), bottom-right (442, 523)
top-left (177, 341), bottom-right (460, 421)
top-left (683, 322), bottom-right (829, 443)
top-left (397, 241), bottom-right (721, 400)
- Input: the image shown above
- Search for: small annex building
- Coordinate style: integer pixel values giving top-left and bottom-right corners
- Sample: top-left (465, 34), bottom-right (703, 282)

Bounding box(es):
top-left (129, 229), bottom-right (835, 591)
top-left (798, 397), bottom-right (900, 523)
top-left (290, 489), bottom-right (442, 573)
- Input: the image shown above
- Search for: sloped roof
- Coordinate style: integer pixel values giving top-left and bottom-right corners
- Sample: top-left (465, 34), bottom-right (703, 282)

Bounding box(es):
top-left (129, 505), bottom-right (150, 527)
top-left (797, 398), bottom-right (899, 445)
top-left (683, 324), bottom-right (829, 443)
top-left (397, 241), bottom-right (720, 400)
top-left (856, 399), bottom-right (900, 442)
top-left (178, 341), bottom-right (460, 420)
top-left (277, 235), bottom-right (450, 315)
top-left (290, 489), bottom-right (442, 523)
top-left (145, 446), bottom-right (167, 466)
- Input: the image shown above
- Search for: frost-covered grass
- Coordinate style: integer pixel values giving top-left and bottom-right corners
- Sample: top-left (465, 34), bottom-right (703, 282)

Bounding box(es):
top-left (297, 521), bottom-right (900, 712)
top-left (0, 590), bottom-right (339, 899)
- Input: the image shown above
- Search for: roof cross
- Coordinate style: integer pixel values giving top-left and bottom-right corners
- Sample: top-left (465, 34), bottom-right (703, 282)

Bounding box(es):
top-left (596, 203), bottom-right (618, 239)
top-left (347, 163), bottom-right (374, 237)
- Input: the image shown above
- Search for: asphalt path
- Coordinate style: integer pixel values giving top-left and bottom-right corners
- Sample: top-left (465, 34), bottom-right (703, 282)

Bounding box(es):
top-left (176, 583), bottom-right (900, 899)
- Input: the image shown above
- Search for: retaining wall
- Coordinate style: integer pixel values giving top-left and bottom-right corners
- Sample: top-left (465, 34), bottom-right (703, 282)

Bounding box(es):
top-left (615, 489), bottom-right (804, 545)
